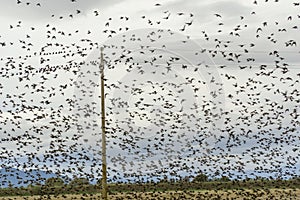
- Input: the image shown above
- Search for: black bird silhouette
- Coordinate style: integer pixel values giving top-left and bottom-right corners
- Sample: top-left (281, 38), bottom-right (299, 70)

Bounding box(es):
top-left (0, 1), bottom-right (299, 199)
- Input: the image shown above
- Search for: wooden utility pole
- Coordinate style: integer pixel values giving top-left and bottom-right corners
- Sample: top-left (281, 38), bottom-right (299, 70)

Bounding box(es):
top-left (100, 47), bottom-right (108, 200)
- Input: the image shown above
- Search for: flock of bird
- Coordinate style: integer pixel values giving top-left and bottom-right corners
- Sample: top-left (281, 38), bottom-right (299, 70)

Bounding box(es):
top-left (0, 0), bottom-right (300, 199)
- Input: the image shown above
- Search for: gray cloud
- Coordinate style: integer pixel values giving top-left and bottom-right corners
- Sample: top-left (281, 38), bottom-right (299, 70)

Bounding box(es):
top-left (1, 0), bottom-right (300, 182)
top-left (0, 0), bottom-right (123, 20)
top-left (207, 0), bottom-right (252, 17)
top-left (150, 0), bottom-right (252, 23)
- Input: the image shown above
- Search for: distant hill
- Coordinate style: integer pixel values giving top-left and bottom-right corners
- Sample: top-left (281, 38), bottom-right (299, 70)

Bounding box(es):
top-left (0, 167), bottom-right (58, 188)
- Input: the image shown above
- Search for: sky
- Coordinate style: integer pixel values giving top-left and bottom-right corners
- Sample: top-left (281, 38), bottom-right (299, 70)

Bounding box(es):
top-left (0, 0), bottom-right (300, 184)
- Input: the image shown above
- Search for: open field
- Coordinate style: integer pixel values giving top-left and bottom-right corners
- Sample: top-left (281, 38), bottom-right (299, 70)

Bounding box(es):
top-left (1, 189), bottom-right (300, 200)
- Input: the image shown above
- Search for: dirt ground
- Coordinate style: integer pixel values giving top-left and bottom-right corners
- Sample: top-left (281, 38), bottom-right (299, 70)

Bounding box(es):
top-left (1, 189), bottom-right (299, 200)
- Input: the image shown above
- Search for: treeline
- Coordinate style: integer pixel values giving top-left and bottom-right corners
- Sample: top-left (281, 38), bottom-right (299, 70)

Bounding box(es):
top-left (108, 175), bottom-right (300, 193)
top-left (0, 175), bottom-right (300, 197)
top-left (0, 177), bottom-right (100, 196)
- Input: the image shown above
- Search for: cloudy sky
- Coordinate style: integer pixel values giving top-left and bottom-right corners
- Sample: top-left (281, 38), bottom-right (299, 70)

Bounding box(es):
top-left (0, 0), bottom-right (300, 184)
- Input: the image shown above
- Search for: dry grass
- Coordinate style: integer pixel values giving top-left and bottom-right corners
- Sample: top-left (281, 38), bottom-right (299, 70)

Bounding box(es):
top-left (1, 189), bottom-right (299, 200)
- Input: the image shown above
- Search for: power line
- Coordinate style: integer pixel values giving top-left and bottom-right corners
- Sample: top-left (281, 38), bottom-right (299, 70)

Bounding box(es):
top-left (1, 41), bottom-right (299, 61)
